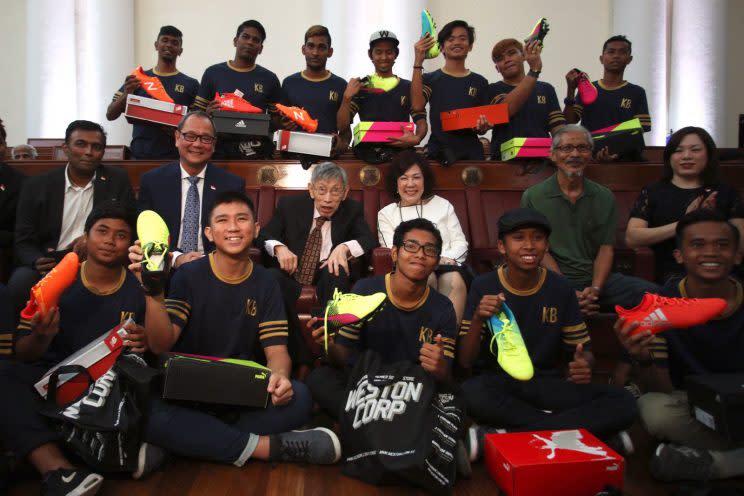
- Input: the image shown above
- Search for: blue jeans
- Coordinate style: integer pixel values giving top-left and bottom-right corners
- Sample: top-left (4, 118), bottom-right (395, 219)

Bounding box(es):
top-left (145, 380), bottom-right (312, 466)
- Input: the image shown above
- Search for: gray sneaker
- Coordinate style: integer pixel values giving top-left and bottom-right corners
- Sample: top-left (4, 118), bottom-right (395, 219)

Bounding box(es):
top-left (650, 443), bottom-right (714, 482)
top-left (270, 427), bottom-right (341, 465)
top-left (132, 443), bottom-right (168, 480)
top-left (465, 424), bottom-right (506, 462)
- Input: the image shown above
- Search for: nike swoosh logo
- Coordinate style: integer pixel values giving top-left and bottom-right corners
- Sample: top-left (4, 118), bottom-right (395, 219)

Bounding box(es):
top-left (62, 472), bottom-right (76, 483)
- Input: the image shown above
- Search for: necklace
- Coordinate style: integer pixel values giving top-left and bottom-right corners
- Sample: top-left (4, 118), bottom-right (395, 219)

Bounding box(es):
top-left (398, 199), bottom-right (423, 224)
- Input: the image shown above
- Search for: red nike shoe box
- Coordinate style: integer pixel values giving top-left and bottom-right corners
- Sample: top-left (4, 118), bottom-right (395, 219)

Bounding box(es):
top-left (353, 121), bottom-right (415, 145)
top-left (212, 110), bottom-right (271, 137)
top-left (161, 352), bottom-right (271, 408)
top-left (500, 137), bottom-right (552, 161)
top-left (125, 94), bottom-right (187, 127)
top-left (273, 130), bottom-right (334, 157)
top-left (35, 319), bottom-right (131, 405)
top-left (440, 104), bottom-right (508, 132)
top-left (484, 429), bottom-right (624, 496)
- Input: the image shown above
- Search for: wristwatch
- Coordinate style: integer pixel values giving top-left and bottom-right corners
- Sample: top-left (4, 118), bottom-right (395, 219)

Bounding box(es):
top-left (527, 69), bottom-right (541, 79)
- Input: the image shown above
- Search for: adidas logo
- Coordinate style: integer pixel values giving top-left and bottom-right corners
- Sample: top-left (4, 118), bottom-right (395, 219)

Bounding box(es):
top-left (642, 308), bottom-right (670, 326)
top-left (222, 99), bottom-right (235, 108)
top-left (235, 120), bottom-right (246, 128)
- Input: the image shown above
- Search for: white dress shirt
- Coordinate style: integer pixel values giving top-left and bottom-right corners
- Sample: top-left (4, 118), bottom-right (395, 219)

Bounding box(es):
top-left (57, 165), bottom-right (96, 250)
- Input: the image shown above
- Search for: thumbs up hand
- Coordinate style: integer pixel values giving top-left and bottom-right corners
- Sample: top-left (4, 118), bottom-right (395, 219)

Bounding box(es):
top-left (420, 333), bottom-right (448, 380)
top-left (568, 343), bottom-right (592, 384)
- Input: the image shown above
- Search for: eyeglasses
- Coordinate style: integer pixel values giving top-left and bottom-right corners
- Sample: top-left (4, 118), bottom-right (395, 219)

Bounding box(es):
top-left (554, 144), bottom-right (592, 154)
top-left (179, 132), bottom-right (216, 145)
top-left (401, 239), bottom-right (440, 257)
top-left (313, 185), bottom-right (345, 198)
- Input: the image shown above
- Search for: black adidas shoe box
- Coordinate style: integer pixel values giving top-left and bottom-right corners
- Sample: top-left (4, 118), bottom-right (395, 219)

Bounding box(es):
top-left (212, 110), bottom-right (271, 137)
top-left (686, 373), bottom-right (744, 443)
top-left (592, 129), bottom-right (645, 159)
top-left (161, 353), bottom-right (270, 408)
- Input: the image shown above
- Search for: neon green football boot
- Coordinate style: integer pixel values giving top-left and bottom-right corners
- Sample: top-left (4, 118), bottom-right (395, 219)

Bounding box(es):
top-left (323, 289), bottom-right (387, 352)
top-left (137, 210), bottom-right (171, 295)
top-left (421, 10), bottom-right (441, 59)
top-left (487, 302), bottom-right (534, 381)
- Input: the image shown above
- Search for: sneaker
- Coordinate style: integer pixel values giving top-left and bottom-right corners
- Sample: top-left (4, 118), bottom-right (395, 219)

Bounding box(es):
top-left (323, 289), bottom-right (387, 352)
top-left (524, 17), bottom-right (550, 47)
top-left (131, 66), bottom-right (173, 103)
top-left (269, 427), bottom-right (341, 465)
top-left (275, 104), bottom-right (318, 133)
top-left (132, 442), bottom-right (167, 480)
top-left (214, 91), bottom-right (262, 114)
top-left (624, 381), bottom-right (642, 400)
top-left (455, 439), bottom-right (472, 479)
top-left (464, 424), bottom-right (506, 462)
top-left (574, 69), bottom-right (598, 105)
top-left (41, 468), bottom-right (103, 496)
top-left (487, 303), bottom-right (534, 381)
top-left (615, 293), bottom-right (727, 337)
top-left (137, 210), bottom-right (171, 296)
top-left (606, 430), bottom-right (634, 456)
top-left (421, 10), bottom-right (441, 59)
top-left (650, 443), bottom-right (714, 482)
top-left (21, 252), bottom-right (80, 319)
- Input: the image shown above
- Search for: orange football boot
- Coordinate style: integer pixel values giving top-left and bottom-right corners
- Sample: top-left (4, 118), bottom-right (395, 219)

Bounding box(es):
top-left (21, 252), bottom-right (80, 319)
top-left (214, 92), bottom-right (262, 113)
top-left (275, 103), bottom-right (318, 133)
top-left (131, 66), bottom-right (174, 103)
top-left (616, 292), bottom-right (727, 336)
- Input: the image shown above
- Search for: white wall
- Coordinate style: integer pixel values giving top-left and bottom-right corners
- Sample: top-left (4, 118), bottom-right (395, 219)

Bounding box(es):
top-left (0, 2), bottom-right (27, 148)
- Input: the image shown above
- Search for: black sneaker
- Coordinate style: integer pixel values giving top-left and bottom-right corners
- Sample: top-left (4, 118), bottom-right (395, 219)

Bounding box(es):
top-left (41, 468), bottom-right (103, 496)
top-left (464, 424), bottom-right (506, 462)
top-left (606, 430), bottom-right (635, 456)
top-left (132, 442), bottom-right (167, 480)
top-left (650, 443), bottom-right (714, 482)
top-left (269, 427), bottom-right (341, 465)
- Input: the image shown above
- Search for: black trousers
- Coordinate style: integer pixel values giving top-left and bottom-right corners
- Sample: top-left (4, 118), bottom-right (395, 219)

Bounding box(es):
top-left (305, 365), bottom-right (349, 421)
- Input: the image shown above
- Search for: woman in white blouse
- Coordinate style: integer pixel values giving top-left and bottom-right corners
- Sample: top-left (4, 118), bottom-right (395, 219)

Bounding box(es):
top-left (378, 150), bottom-right (469, 323)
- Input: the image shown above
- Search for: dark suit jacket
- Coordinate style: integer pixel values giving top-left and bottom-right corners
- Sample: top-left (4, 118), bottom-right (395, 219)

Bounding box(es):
top-left (137, 161), bottom-right (246, 253)
top-left (258, 193), bottom-right (376, 266)
top-left (14, 164), bottom-right (135, 266)
top-left (0, 163), bottom-right (26, 249)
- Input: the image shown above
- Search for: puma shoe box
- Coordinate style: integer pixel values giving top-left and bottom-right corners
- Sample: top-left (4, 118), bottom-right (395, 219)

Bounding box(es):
top-left (591, 118), bottom-right (645, 158)
top-left (484, 429), bottom-right (624, 496)
top-left (274, 130), bottom-right (334, 157)
top-left (440, 104), bottom-right (508, 132)
top-left (35, 319), bottom-right (131, 405)
top-left (353, 121), bottom-right (414, 145)
top-left (161, 352), bottom-right (270, 408)
top-left (500, 137), bottom-right (552, 161)
top-left (212, 110), bottom-right (271, 137)
top-left (687, 373), bottom-right (744, 443)
top-left (125, 94), bottom-right (188, 127)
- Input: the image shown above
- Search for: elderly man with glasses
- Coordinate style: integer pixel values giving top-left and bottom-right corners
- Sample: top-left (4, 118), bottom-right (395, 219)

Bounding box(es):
top-left (521, 124), bottom-right (657, 315)
top-left (137, 111), bottom-right (246, 268)
top-left (258, 161), bottom-right (376, 368)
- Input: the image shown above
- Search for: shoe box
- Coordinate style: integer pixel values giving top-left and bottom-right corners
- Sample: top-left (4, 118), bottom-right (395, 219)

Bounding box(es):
top-left (484, 429), bottom-right (624, 496)
top-left (35, 318), bottom-right (132, 405)
top-left (125, 94), bottom-right (188, 127)
top-left (161, 352), bottom-right (270, 408)
top-left (687, 373), bottom-right (744, 443)
top-left (212, 110), bottom-right (271, 137)
top-left (274, 130), bottom-right (334, 157)
top-left (500, 137), bottom-right (552, 161)
top-left (352, 121), bottom-right (415, 145)
top-left (440, 104), bottom-right (508, 132)
top-left (591, 118), bottom-right (645, 157)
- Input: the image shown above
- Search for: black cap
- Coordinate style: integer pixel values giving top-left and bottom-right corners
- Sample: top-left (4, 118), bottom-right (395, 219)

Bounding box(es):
top-left (498, 208), bottom-right (552, 238)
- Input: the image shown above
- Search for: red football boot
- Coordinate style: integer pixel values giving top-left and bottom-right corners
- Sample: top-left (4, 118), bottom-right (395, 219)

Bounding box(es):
top-left (616, 293), bottom-right (727, 336)
top-left (275, 103), bottom-right (318, 133)
top-left (131, 66), bottom-right (174, 103)
top-left (214, 92), bottom-right (262, 113)
top-left (574, 69), bottom-right (598, 105)
top-left (21, 252), bottom-right (80, 319)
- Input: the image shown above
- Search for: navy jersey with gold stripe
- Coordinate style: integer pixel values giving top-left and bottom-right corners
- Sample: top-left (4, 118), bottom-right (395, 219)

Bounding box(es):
top-left (488, 80), bottom-right (565, 158)
top-left (280, 71), bottom-right (347, 134)
top-left (460, 266), bottom-right (588, 375)
top-left (14, 264), bottom-right (144, 365)
top-left (166, 253), bottom-right (288, 359)
top-left (113, 69), bottom-right (198, 159)
top-left (422, 69), bottom-right (489, 160)
top-left (572, 80), bottom-right (651, 132)
top-left (194, 62), bottom-right (280, 112)
top-left (335, 274), bottom-right (457, 365)
top-left (649, 277), bottom-right (744, 389)
top-left (349, 77), bottom-right (425, 123)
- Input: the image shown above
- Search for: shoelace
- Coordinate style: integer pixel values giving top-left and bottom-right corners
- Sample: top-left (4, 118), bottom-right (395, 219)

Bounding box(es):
top-left (279, 439), bottom-right (310, 462)
top-left (488, 318), bottom-right (519, 357)
top-left (143, 242), bottom-right (167, 271)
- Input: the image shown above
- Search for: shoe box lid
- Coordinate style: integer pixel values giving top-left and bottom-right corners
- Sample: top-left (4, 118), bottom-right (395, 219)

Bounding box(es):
top-left (687, 373), bottom-right (744, 443)
top-left (500, 137), bottom-right (552, 161)
top-left (484, 429), bottom-right (624, 496)
top-left (125, 94), bottom-right (187, 127)
top-left (161, 352), bottom-right (270, 408)
top-left (353, 121), bottom-right (415, 145)
top-left (440, 104), bottom-right (509, 132)
top-left (212, 110), bottom-right (271, 137)
top-left (273, 130), bottom-right (334, 157)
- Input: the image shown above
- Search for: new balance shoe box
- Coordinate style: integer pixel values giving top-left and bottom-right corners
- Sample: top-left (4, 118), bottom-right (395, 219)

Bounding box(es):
top-left (500, 137), bottom-right (552, 161)
top-left (687, 373), bottom-right (744, 443)
top-left (35, 318), bottom-right (131, 405)
top-left (591, 118), bottom-right (645, 158)
top-left (274, 130), bottom-right (334, 157)
top-left (125, 94), bottom-right (187, 127)
top-left (353, 121), bottom-right (414, 145)
top-left (162, 352), bottom-right (270, 408)
top-left (440, 104), bottom-right (508, 132)
top-left (212, 110), bottom-right (271, 137)
top-left (484, 429), bottom-right (624, 496)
